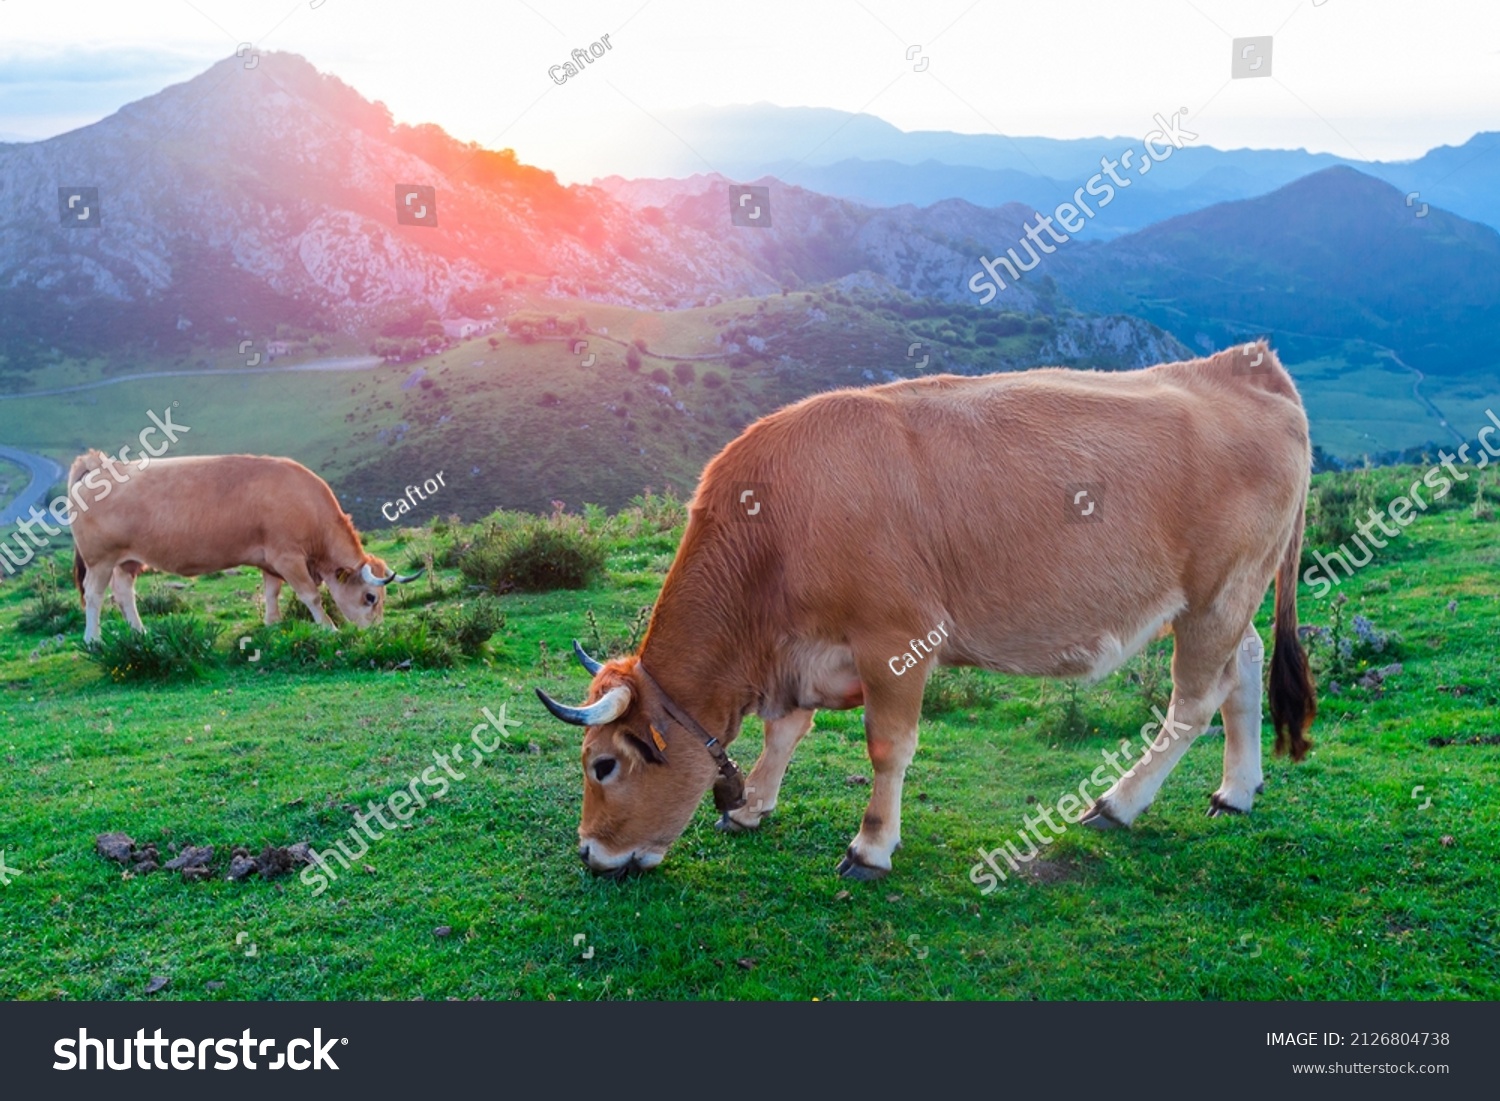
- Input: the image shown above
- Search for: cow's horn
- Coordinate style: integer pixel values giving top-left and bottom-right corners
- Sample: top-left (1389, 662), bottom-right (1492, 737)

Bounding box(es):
top-left (534, 684), bottom-right (632, 727)
top-left (393, 568), bottom-right (426, 584)
top-left (360, 562), bottom-right (395, 586)
top-left (572, 640), bottom-right (604, 675)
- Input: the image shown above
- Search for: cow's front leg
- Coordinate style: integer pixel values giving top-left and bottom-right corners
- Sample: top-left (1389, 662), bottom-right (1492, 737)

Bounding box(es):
top-left (838, 679), bottom-right (923, 880)
top-left (719, 709), bottom-right (814, 832)
top-left (275, 561), bottom-right (335, 628)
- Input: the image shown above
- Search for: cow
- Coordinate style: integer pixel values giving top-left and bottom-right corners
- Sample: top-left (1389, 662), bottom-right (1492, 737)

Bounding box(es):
top-left (67, 452), bottom-right (421, 642)
top-left (537, 340), bottom-right (1317, 881)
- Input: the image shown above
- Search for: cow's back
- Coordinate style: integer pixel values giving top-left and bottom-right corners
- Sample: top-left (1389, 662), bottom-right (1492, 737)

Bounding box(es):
top-left (691, 344), bottom-right (1310, 676)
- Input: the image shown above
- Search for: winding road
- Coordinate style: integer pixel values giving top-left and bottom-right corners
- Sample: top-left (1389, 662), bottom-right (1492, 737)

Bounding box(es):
top-left (0, 355), bottom-right (384, 527)
top-left (0, 445), bottom-right (64, 527)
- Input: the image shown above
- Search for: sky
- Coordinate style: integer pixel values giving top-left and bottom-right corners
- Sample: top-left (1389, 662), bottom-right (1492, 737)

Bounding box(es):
top-left (1, 0), bottom-right (1496, 181)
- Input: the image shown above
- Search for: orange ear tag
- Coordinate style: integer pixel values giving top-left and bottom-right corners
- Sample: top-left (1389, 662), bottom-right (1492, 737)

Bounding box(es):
top-left (650, 725), bottom-right (667, 752)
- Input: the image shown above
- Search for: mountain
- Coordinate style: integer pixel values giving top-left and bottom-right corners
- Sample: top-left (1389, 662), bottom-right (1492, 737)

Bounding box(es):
top-left (1060, 167), bottom-right (1500, 378)
top-left (592, 104), bottom-right (1500, 237)
top-left (0, 54), bottom-right (1175, 371)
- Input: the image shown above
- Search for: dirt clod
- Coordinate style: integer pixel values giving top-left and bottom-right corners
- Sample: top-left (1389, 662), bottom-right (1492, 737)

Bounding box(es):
top-left (95, 833), bottom-right (134, 864)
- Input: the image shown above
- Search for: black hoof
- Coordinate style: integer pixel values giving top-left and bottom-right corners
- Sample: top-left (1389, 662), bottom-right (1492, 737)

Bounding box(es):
top-left (1207, 793), bottom-right (1249, 817)
top-left (715, 811), bottom-right (761, 833)
top-left (1080, 800), bottom-right (1125, 830)
top-left (836, 846), bottom-right (890, 881)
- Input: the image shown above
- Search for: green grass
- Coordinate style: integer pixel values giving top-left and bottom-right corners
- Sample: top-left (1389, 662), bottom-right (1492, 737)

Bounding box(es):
top-left (0, 471), bottom-right (1496, 1001)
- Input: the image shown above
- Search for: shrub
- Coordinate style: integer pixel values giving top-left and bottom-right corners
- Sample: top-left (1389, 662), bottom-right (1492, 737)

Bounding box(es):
top-left (138, 584), bottom-right (190, 618)
top-left (459, 522), bottom-right (606, 593)
top-left (418, 596), bottom-right (506, 657)
top-left (82, 615), bottom-right (223, 682)
top-left (650, 367), bottom-right (670, 385)
top-left (673, 362), bottom-right (696, 385)
top-left (922, 667), bottom-right (1002, 717)
top-left (625, 347), bottom-right (643, 371)
top-left (702, 372), bottom-right (725, 389)
top-left (18, 560), bottom-right (83, 634)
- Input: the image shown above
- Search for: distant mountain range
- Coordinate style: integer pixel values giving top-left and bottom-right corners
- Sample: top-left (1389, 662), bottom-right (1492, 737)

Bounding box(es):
top-left (1, 53), bottom-right (1496, 464)
top-left (588, 103), bottom-right (1500, 239)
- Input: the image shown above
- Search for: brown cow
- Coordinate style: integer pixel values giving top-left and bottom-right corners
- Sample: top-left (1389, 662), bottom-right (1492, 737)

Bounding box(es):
top-left (68, 452), bottom-right (421, 642)
top-left (539, 341), bottom-right (1317, 881)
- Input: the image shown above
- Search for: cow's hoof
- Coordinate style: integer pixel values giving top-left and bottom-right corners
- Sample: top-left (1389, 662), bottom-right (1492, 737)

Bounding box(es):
top-left (836, 846), bottom-right (890, 881)
top-left (1207, 793), bottom-right (1249, 818)
top-left (1080, 800), bottom-right (1126, 830)
top-left (715, 810), bottom-right (764, 833)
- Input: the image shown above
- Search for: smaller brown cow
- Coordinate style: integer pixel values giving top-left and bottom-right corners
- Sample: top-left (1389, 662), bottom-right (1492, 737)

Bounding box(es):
top-left (68, 452), bottom-right (420, 642)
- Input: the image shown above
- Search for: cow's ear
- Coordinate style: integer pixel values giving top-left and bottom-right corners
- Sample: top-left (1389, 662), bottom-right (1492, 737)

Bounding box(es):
top-left (333, 566), bottom-right (352, 583)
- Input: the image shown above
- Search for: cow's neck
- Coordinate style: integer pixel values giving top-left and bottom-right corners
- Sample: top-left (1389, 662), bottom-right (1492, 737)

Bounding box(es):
top-left (638, 526), bottom-right (768, 747)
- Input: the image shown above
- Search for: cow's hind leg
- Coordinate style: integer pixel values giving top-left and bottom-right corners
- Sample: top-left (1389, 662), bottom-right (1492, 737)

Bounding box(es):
top-left (110, 563), bottom-right (145, 632)
top-left (718, 709), bottom-right (815, 832)
top-left (839, 661), bottom-right (925, 879)
top-left (81, 557), bottom-right (117, 643)
top-left (262, 572), bottom-right (284, 625)
top-left (1209, 622), bottom-right (1266, 816)
top-left (1082, 611), bottom-right (1246, 828)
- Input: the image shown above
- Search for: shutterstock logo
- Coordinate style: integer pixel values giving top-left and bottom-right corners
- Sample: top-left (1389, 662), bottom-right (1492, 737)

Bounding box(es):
top-left (53, 1028), bottom-right (344, 1071)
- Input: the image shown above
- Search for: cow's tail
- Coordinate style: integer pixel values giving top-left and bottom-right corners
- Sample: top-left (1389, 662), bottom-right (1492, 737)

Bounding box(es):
top-left (67, 452), bottom-right (102, 603)
top-left (1269, 498), bottom-right (1316, 761)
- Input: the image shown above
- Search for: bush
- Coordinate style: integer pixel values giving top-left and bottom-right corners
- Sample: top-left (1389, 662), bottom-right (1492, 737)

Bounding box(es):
top-left (458, 522), bottom-right (606, 593)
top-left (650, 367), bottom-right (670, 385)
top-left (18, 560), bottom-right (83, 635)
top-left (138, 584), bottom-right (190, 618)
top-left (82, 615), bottom-right (223, 682)
top-left (418, 596), bottom-right (506, 657)
top-left (625, 347), bottom-right (643, 371)
top-left (922, 667), bottom-right (1002, 717)
top-left (673, 362), bottom-right (696, 385)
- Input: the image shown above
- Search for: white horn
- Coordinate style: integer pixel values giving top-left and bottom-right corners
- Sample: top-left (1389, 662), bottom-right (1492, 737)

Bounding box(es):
top-left (360, 563), bottom-right (395, 587)
top-left (534, 684), bottom-right (633, 727)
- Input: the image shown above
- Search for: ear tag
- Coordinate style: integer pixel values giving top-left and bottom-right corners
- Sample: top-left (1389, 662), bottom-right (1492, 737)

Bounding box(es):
top-left (650, 725), bottom-right (667, 753)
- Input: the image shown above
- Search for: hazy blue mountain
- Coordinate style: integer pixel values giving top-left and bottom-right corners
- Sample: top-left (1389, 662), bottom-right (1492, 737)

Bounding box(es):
top-left (602, 105), bottom-right (1499, 235)
top-left (1058, 166), bottom-right (1500, 377)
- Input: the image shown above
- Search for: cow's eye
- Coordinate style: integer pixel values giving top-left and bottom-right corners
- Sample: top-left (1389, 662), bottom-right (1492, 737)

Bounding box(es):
top-left (364, 592), bottom-right (378, 605)
top-left (592, 757), bottom-right (617, 782)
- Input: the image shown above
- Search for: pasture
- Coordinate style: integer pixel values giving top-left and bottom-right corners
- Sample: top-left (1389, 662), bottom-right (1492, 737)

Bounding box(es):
top-left (0, 465), bottom-right (1495, 1001)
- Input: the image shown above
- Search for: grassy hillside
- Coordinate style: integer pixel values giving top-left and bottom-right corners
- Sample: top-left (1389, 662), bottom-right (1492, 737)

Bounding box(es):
top-left (0, 288), bottom-right (1068, 521)
top-left (0, 465), bottom-right (1495, 1001)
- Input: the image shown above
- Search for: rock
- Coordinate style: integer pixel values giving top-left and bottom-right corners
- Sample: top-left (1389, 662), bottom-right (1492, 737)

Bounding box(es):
top-left (845, 774), bottom-right (869, 786)
top-left (226, 854), bottom-right (259, 882)
top-left (145, 976), bottom-right (170, 995)
top-left (96, 832), bottom-right (134, 864)
top-left (433, 926), bottom-right (453, 938)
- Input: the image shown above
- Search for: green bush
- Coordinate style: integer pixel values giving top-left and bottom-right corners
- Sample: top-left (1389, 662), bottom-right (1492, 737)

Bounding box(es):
top-left (18, 585), bottom-right (83, 635)
top-left (138, 584), bottom-right (190, 618)
top-left (418, 596), bottom-right (506, 657)
top-left (16, 557), bottom-right (82, 635)
top-left (922, 667), bottom-right (1002, 717)
top-left (458, 522), bottom-right (606, 594)
top-left (81, 615), bottom-right (223, 682)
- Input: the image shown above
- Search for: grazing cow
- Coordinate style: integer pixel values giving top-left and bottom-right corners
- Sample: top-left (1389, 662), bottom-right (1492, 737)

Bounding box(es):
top-left (68, 452), bottom-right (421, 642)
top-left (538, 341), bottom-right (1317, 881)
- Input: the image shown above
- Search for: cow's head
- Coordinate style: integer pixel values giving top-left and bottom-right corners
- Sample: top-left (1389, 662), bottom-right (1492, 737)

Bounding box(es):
top-left (329, 555), bottom-right (424, 626)
top-left (537, 643), bottom-right (723, 877)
